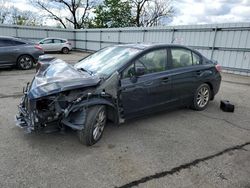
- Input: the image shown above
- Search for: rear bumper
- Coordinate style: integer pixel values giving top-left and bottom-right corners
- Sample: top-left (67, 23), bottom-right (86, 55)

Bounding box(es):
top-left (33, 51), bottom-right (44, 62)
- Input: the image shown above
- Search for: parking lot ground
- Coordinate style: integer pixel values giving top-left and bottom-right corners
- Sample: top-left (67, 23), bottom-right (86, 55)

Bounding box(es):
top-left (0, 51), bottom-right (249, 188)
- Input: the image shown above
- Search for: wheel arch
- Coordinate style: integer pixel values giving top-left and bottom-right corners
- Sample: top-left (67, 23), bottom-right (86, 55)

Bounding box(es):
top-left (61, 47), bottom-right (69, 52)
top-left (204, 81), bottom-right (214, 100)
top-left (71, 97), bottom-right (119, 125)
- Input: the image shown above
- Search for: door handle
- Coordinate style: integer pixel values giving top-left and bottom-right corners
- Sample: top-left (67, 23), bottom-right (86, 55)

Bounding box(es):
top-left (161, 77), bottom-right (169, 83)
top-left (196, 70), bottom-right (202, 76)
top-left (144, 81), bottom-right (154, 86)
top-left (121, 85), bottom-right (135, 91)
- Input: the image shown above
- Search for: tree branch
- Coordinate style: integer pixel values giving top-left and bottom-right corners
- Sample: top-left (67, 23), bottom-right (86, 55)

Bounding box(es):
top-left (36, 0), bottom-right (67, 28)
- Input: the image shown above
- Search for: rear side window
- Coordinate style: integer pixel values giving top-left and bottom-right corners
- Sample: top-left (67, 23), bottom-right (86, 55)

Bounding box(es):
top-left (171, 48), bottom-right (192, 68)
top-left (54, 39), bottom-right (63, 43)
top-left (12, 40), bottom-right (25, 45)
top-left (170, 48), bottom-right (201, 68)
top-left (0, 39), bottom-right (14, 47)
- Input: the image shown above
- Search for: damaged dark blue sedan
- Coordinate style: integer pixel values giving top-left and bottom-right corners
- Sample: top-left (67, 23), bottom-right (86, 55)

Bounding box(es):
top-left (16, 44), bottom-right (221, 146)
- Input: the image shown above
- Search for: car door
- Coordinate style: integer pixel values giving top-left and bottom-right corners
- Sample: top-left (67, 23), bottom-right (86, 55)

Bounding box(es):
top-left (53, 39), bottom-right (63, 51)
top-left (169, 47), bottom-right (206, 104)
top-left (120, 48), bottom-right (173, 118)
top-left (0, 39), bottom-right (19, 65)
top-left (40, 39), bottom-right (53, 51)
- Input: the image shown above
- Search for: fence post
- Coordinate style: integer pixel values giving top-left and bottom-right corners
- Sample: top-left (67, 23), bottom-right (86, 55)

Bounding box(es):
top-left (142, 29), bottom-right (146, 42)
top-left (171, 28), bottom-right (175, 43)
top-left (100, 30), bottom-right (102, 49)
top-left (211, 27), bottom-right (218, 59)
top-left (15, 26), bottom-right (18, 37)
top-left (118, 30), bottom-right (121, 44)
top-left (85, 30), bottom-right (87, 50)
top-left (73, 30), bottom-right (76, 49)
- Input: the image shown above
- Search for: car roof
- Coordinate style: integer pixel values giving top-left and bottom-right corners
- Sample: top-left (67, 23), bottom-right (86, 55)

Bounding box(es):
top-left (0, 36), bottom-right (30, 43)
top-left (116, 43), bottom-right (193, 50)
top-left (41, 37), bottom-right (67, 41)
top-left (116, 43), bottom-right (202, 55)
top-left (0, 36), bottom-right (17, 39)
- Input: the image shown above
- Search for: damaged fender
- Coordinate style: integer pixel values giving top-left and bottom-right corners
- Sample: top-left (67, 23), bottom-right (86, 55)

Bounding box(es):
top-left (62, 97), bottom-right (117, 130)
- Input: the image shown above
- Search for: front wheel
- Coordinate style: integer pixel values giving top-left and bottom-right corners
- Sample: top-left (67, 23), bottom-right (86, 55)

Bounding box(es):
top-left (17, 55), bottom-right (34, 70)
top-left (191, 83), bottom-right (211, 111)
top-left (78, 105), bottom-right (106, 146)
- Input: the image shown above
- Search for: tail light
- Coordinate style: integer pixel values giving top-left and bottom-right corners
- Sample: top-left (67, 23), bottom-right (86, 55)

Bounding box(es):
top-left (215, 64), bottom-right (222, 72)
top-left (35, 44), bottom-right (43, 51)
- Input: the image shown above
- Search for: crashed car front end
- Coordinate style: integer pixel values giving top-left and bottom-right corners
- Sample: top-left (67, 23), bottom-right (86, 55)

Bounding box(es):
top-left (16, 58), bottom-right (104, 132)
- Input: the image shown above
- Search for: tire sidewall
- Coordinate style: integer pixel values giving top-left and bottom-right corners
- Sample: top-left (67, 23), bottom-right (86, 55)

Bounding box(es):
top-left (78, 105), bottom-right (106, 146)
top-left (17, 55), bottom-right (34, 70)
top-left (89, 106), bottom-right (106, 145)
top-left (62, 47), bottom-right (69, 54)
top-left (193, 83), bottom-right (211, 111)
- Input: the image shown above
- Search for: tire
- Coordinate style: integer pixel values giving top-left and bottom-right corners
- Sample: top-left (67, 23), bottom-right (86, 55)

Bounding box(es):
top-left (17, 55), bottom-right (34, 70)
top-left (62, 47), bottom-right (69, 54)
top-left (191, 83), bottom-right (211, 111)
top-left (78, 105), bottom-right (106, 146)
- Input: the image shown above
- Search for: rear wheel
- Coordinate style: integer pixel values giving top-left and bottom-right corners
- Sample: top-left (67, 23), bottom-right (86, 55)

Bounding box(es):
top-left (17, 55), bottom-right (34, 70)
top-left (62, 47), bottom-right (69, 54)
top-left (191, 83), bottom-right (211, 111)
top-left (78, 105), bottom-right (106, 146)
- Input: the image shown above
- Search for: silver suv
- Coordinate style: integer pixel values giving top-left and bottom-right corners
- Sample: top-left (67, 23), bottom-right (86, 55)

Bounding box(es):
top-left (38, 38), bottom-right (72, 54)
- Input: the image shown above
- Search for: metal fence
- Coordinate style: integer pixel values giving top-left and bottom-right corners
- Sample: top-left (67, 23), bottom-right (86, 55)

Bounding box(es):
top-left (0, 24), bottom-right (76, 47)
top-left (1, 23), bottom-right (250, 75)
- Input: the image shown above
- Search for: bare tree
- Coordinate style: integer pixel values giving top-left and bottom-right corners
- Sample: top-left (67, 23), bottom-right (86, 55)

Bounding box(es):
top-left (0, 2), bottom-right (43, 26)
top-left (11, 8), bottom-right (43, 26)
top-left (32, 0), bottom-right (96, 29)
top-left (131, 0), bottom-right (174, 27)
top-left (0, 0), bottom-right (10, 24)
top-left (130, 0), bottom-right (148, 27)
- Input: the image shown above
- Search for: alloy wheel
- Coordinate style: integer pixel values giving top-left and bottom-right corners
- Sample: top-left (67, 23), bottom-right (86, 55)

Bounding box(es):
top-left (196, 86), bottom-right (210, 108)
top-left (19, 56), bottom-right (33, 69)
top-left (92, 109), bottom-right (106, 141)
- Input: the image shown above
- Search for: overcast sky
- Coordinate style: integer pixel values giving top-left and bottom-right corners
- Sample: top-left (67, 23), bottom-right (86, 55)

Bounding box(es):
top-left (3, 0), bottom-right (250, 26)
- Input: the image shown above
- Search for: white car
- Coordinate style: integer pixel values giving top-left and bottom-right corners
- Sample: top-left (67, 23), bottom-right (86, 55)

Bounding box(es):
top-left (38, 38), bottom-right (72, 54)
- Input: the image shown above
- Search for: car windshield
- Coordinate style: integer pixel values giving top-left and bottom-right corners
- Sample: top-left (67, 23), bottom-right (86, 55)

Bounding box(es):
top-left (74, 46), bottom-right (141, 77)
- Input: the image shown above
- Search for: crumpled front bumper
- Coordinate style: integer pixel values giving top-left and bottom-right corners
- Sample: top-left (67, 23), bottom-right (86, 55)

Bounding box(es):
top-left (15, 96), bottom-right (35, 133)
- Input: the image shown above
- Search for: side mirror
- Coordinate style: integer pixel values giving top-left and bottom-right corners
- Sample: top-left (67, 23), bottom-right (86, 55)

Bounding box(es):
top-left (135, 66), bottom-right (145, 76)
top-left (129, 66), bottom-right (145, 83)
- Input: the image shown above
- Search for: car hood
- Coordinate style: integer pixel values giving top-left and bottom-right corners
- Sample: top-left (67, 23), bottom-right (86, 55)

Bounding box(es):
top-left (28, 59), bottom-right (100, 99)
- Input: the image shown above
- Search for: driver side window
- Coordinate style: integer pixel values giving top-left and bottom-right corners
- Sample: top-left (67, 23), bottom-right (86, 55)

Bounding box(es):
top-left (123, 49), bottom-right (167, 78)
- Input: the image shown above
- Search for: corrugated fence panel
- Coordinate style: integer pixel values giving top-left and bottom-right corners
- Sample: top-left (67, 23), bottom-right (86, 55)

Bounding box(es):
top-left (144, 30), bottom-right (172, 43)
top-left (0, 23), bottom-right (250, 75)
top-left (48, 30), bottom-right (74, 40)
top-left (120, 30), bottom-right (144, 43)
top-left (17, 28), bottom-right (47, 41)
top-left (75, 31), bottom-right (86, 49)
top-left (0, 26), bottom-right (16, 37)
top-left (102, 31), bottom-right (119, 42)
top-left (87, 31), bottom-right (100, 41)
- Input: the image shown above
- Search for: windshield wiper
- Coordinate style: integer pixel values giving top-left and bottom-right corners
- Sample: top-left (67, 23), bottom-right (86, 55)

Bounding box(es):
top-left (77, 68), bottom-right (93, 76)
